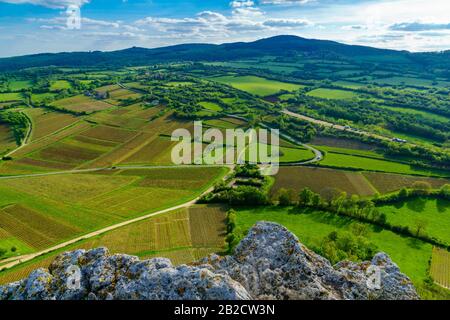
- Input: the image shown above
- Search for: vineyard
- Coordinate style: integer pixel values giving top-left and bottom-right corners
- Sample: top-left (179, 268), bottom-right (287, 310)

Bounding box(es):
top-left (431, 247), bottom-right (450, 289)
top-left (0, 205), bottom-right (227, 285)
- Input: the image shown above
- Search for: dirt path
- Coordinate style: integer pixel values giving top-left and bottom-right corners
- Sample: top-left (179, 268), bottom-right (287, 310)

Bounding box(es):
top-left (4, 110), bottom-right (33, 158)
top-left (0, 166), bottom-right (231, 271)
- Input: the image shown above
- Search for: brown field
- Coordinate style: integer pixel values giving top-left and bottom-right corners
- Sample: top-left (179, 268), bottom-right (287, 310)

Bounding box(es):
top-left (25, 109), bottom-right (79, 141)
top-left (96, 84), bottom-right (120, 93)
top-left (15, 158), bottom-right (75, 170)
top-left (89, 112), bottom-right (148, 130)
top-left (271, 166), bottom-right (376, 199)
top-left (52, 95), bottom-right (112, 113)
top-left (310, 136), bottom-right (375, 150)
top-left (363, 172), bottom-right (450, 194)
top-left (430, 247), bottom-right (450, 289)
top-left (0, 227), bottom-right (10, 239)
top-left (32, 142), bottom-right (104, 165)
top-left (79, 125), bottom-right (137, 143)
top-left (0, 205), bottom-right (79, 250)
top-left (81, 131), bottom-right (154, 168)
top-left (0, 124), bottom-right (16, 154)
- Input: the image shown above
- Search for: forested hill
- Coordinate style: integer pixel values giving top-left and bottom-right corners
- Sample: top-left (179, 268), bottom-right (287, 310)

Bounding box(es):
top-left (0, 35), bottom-right (449, 72)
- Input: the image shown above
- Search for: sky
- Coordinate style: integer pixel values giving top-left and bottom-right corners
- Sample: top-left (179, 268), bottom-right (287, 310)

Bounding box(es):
top-left (0, 0), bottom-right (450, 57)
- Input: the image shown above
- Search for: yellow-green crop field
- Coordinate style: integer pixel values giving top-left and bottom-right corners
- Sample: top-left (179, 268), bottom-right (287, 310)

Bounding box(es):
top-left (0, 205), bottom-right (227, 285)
top-left (431, 247), bottom-right (450, 289)
top-left (210, 75), bottom-right (303, 97)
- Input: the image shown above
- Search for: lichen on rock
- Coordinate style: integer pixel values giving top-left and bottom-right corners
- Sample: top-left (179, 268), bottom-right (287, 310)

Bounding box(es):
top-left (0, 222), bottom-right (419, 300)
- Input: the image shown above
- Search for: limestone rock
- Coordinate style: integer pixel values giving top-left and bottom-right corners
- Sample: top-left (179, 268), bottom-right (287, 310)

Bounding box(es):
top-left (0, 222), bottom-right (419, 300)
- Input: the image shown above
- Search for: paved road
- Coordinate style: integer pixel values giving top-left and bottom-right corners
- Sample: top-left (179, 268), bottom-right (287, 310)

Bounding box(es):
top-left (282, 109), bottom-right (391, 142)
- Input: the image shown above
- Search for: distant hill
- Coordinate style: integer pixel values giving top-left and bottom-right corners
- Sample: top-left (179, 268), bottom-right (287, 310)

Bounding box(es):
top-left (0, 35), bottom-right (449, 72)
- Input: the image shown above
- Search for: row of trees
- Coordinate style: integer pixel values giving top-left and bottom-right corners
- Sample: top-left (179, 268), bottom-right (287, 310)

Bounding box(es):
top-left (275, 184), bottom-right (450, 249)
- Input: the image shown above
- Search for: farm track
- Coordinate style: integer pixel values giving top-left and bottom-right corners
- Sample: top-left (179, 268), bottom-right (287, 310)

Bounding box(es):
top-left (0, 164), bottom-right (231, 270)
top-left (4, 110), bottom-right (33, 158)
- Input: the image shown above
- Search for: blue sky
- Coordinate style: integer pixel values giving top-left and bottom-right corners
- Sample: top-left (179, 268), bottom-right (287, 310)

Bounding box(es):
top-left (0, 0), bottom-right (450, 57)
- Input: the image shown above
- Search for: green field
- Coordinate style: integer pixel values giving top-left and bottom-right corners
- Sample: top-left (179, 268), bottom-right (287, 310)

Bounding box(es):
top-left (210, 75), bottom-right (303, 96)
top-left (8, 80), bottom-right (33, 91)
top-left (50, 80), bottom-right (72, 91)
top-left (233, 207), bottom-right (433, 288)
top-left (321, 152), bottom-right (449, 177)
top-left (245, 143), bottom-right (314, 163)
top-left (199, 101), bottom-right (223, 112)
top-left (307, 88), bottom-right (358, 100)
top-left (378, 198), bottom-right (450, 245)
top-left (0, 92), bottom-right (23, 102)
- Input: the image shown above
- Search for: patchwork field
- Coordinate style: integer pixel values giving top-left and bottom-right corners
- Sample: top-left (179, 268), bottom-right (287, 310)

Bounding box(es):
top-left (0, 167), bottom-right (227, 258)
top-left (25, 108), bottom-right (79, 141)
top-left (431, 247), bottom-right (450, 289)
top-left (210, 75), bottom-right (303, 96)
top-left (52, 95), bottom-right (112, 113)
top-left (0, 205), bottom-right (227, 284)
top-left (271, 166), bottom-right (376, 198)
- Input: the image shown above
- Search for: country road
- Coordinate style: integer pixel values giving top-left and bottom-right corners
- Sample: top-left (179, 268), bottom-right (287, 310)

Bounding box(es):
top-left (0, 166), bottom-right (229, 271)
top-left (0, 164), bottom-right (232, 180)
top-left (4, 110), bottom-right (33, 158)
top-left (282, 109), bottom-right (392, 142)
top-left (0, 108), bottom-right (323, 271)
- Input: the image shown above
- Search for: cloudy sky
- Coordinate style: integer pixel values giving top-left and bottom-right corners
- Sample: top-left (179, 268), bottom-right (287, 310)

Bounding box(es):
top-left (0, 0), bottom-right (449, 57)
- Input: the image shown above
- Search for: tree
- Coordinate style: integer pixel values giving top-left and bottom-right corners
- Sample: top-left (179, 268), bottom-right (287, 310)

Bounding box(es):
top-left (320, 187), bottom-right (342, 206)
top-left (277, 188), bottom-right (294, 206)
top-left (298, 188), bottom-right (315, 207)
top-left (0, 248), bottom-right (6, 257)
top-left (11, 246), bottom-right (17, 253)
top-left (414, 218), bottom-right (428, 237)
top-left (412, 181), bottom-right (432, 196)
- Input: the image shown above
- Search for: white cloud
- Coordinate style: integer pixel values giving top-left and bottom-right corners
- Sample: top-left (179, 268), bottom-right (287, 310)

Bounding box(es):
top-left (259, 0), bottom-right (315, 5)
top-left (0, 0), bottom-right (89, 9)
top-left (263, 18), bottom-right (312, 28)
top-left (230, 0), bottom-right (254, 8)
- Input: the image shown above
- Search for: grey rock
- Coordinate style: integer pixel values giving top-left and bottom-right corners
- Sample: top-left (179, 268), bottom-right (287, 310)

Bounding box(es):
top-left (0, 221), bottom-right (419, 300)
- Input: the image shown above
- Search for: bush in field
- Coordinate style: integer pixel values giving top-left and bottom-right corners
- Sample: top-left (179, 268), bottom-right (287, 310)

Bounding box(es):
top-left (276, 188), bottom-right (296, 206)
top-left (411, 181), bottom-right (432, 196)
top-left (0, 248), bottom-right (6, 257)
top-left (318, 228), bottom-right (378, 265)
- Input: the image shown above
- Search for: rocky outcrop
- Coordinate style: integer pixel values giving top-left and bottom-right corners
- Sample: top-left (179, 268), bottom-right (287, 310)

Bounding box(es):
top-left (0, 222), bottom-right (419, 300)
